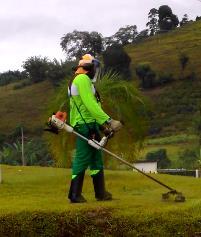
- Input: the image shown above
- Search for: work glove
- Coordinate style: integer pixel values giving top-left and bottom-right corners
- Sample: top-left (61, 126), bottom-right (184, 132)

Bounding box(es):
top-left (107, 119), bottom-right (123, 132)
top-left (99, 125), bottom-right (114, 137)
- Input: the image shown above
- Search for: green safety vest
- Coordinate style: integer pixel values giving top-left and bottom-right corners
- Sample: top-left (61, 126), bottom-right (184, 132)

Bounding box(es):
top-left (69, 74), bottom-right (110, 127)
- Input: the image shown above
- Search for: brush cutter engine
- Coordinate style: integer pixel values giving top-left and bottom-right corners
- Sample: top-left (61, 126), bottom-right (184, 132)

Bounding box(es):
top-left (46, 112), bottom-right (111, 149)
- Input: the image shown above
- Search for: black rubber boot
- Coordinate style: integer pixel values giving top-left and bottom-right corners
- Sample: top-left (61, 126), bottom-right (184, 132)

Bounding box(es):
top-left (92, 170), bottom-right (112, 201)
top-left (68, 172), bottom-right (87, 203)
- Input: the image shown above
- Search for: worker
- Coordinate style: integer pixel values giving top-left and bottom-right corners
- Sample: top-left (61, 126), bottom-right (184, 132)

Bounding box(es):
top-left (68, 54), bottom-right (122, 203)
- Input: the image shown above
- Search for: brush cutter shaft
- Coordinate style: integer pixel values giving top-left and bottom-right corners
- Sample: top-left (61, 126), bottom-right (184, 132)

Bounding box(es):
top-left (73, 124), bottom-right (175, 191)
top-left (74, 126), bottom-right (174, 191)
top-left (51, 116), bottom-right (107, 149)
top-left (101, 147), bottom-right (174, 191)
top-left (73, 131), bottom-right (102, 150)
top-left (51, 116), bottom-right (175, 192)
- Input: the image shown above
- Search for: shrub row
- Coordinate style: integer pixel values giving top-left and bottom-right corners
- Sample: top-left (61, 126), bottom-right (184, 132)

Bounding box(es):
top-left (0, 210), bottom-right (201, 237)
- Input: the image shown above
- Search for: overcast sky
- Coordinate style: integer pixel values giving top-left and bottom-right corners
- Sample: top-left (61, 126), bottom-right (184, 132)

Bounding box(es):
top-left (0, 0), bottom-right (200, 72)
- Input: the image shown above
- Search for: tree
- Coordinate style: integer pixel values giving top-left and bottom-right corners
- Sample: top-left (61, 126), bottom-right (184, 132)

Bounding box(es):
top-left (196, 16), bottom-right (201, 21)
top-left (60, 30), bottom-right (103, 60)
top-left (191, 108), bottom-right (201, 160)
top-left (179, 53), bottom-right (189, 79)
top-left (180, 14), bottom-right (189, 26)
top-left (22, 56), bottom-right (49, 83)
top-left (158, 5), bottom-right (179, 32)
top-left (158, 72), bottom-right (174, 85)
top-left (178, 149), bottom-right (199, 169)
top-left (135, 29), bottom-right (149, 43)
top-left (145, 149), bottom-right (171, 169)
top-left (146, 8), bottom-right (159, 36)
top-left (46, 59), bottom-right (69, 87)
top-left (103, 25), bottom-right (138, 49)
top-left (0, 70), bottom-right (27, 86)
top-left (102, 36), bottom-right (115, 49)
top-left (102, 44), bottom-right (131, 79)
top-left (136, 63), bottom-right (156, 89)
top-left (112, 25), bottom-right (138, 45)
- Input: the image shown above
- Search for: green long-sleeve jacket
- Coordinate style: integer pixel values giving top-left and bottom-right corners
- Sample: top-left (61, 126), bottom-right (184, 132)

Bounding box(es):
top-left (69, 74), bottom-right (110, 127)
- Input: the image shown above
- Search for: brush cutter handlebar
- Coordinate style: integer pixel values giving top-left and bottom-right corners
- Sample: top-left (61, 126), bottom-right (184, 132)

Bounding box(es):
top-left (49, 115), bottom-right (110, 149)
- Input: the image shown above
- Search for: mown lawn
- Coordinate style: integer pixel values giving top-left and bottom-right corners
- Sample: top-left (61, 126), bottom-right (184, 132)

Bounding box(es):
top-left (1, 165), bottom-right (201, 236)
top-left (1, 165), bottom-right (201, 214)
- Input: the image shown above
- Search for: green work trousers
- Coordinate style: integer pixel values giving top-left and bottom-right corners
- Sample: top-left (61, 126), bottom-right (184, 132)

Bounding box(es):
top-left (72, 123), bottom-right (103, 177)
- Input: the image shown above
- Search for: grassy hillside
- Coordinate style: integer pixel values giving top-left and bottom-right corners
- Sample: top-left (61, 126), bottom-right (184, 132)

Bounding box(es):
top-left (126, 21), bottom-right (201, 136)
top-left (0, 22), bottom-right (200, 137)
top-left (0, 81), bottom-right (54, 134)
top-left (127, 21), bottom-right (201, 78)
top-left (1, 165), bottom-right (201, 236)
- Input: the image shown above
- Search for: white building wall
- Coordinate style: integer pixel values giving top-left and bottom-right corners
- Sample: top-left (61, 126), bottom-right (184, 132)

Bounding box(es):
top-left (133, 162), bottom-right (157, 173)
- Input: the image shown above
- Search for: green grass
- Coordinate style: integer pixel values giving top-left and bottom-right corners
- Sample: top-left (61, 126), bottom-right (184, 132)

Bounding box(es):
top-left (141, 144), bottom-right (186, 168)
top-left (0, 165), bottom-right (200, 214)
top-left (0, 81), bottom-right (54, 134)
top-left (146, 134), bottom-right (196, 145)
top-left (127, 21), bottom-right (201, 78)
top-left (1, 165), bottom-right (201, 235)
top-left (139, 134), bottom-right (196, 168)
top-left (126, 21), bottom-right (201, 136)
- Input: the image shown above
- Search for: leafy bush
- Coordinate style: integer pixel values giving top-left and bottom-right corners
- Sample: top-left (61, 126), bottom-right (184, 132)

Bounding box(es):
top-left (136, 63), bottom-right (156, 89)
top-left (145, 148), bottom-right (171, 168)
top-left (0, 133), bottom-right (6, 148)
top-left (178, 148), bottom-right (199, 169)
top-left (22, 56), bottom-right (50, 83)
top-left (179, 53), bottom-right (189, 71)
top-left (13, 80), bottom-right (32, 90)
top-left (150, 80), bottom-right (201, 135)
top-left (158, 72), bottom-right (174, 85)
top-left (24, 138), bottom-right (53, 166)
top-left (8, 124), bottom-right (28, 142)
top-left (0, 138), bottom-right (53, 166)
top-left (103, 44), bottom-right (131, 80)
top-left (0, 70), bottom-right (28, 86)
top-left (46, 59), bottom-right (74, 87)
top-left (185, 72), bottom-right (197, 81)
top-left (0, 141), bottom-right (22, 165)
top-left (1, 210), bottom-right (201, 237)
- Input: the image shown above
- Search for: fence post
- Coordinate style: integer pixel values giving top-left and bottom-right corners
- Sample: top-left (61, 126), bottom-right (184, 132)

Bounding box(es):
top-left (0, 165), bottom-right (2, 183)
top-left (196, 169), bottom-right (199, 178)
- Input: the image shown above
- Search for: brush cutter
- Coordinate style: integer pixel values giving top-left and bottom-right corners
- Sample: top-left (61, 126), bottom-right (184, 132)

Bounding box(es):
top-left (45, 112), bottom-right (185, 202)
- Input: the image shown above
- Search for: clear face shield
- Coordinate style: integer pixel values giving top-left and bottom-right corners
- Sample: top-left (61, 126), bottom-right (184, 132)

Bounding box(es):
top-left (92, 59), bottom-right (101, 82)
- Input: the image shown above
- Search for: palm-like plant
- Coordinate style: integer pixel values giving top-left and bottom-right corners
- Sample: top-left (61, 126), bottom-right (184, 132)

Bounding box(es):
top-left (0, 141), bottom-right (22, 165)
top-left (96, 71), bottom-right (150, 164)
top-left (45, 72), bottom-right (150, 167)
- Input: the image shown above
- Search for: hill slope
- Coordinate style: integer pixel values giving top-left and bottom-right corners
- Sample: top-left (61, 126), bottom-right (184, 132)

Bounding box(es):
top-left (0, 21), bottom-right (201, 138)
top-left (127, 21), bottom-right (201, 78)
top-left (126, 21), bottom-right (201, 135)
top-left (0, 81), bottom-right (54, 134)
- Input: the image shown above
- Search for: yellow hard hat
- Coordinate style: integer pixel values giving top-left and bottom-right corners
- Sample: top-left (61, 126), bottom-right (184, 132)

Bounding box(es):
top-left (78, 54), bottom-right (95, 66)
